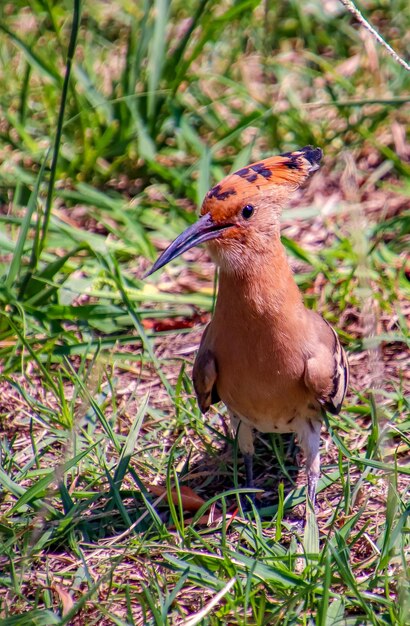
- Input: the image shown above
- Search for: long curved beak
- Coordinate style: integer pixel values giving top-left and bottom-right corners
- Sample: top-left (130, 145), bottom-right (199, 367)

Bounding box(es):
top-left (145, 213), bottom-right (230, 277)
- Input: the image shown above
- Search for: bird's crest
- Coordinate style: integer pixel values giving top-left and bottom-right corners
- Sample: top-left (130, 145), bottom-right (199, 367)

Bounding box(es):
top-left (201, 146), bottom-right (322, 218)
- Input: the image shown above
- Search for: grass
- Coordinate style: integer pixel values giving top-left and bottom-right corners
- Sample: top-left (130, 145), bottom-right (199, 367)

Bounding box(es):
top-left (0, 0), bottom-right (409, 624)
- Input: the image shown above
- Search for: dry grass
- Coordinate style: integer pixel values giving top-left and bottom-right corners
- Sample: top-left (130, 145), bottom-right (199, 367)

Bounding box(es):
top-left (0, 0), bottom-right (409, 623)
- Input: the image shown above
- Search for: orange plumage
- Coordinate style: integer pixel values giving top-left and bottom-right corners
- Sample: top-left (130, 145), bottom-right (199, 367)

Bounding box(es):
top-left (146, 146), bottom-right (348, 507)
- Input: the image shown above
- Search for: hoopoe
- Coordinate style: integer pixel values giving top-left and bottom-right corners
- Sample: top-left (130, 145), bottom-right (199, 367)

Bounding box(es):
top-left (146, 146), bottom-right (349, 504)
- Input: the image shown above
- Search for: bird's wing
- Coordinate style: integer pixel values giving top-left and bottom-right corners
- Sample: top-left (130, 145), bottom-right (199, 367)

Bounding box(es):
top-left (192, 324), bottom-right (220, 414)
top-left (304, 317), bottom-right (349, 415)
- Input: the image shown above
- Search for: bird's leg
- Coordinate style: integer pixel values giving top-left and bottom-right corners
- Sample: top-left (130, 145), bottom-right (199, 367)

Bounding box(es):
top-left (307, 465), bottom-right (319, 506)
top-left (229, 413), bottom-right (255, 503)
top-left (298, 418), bottom-right (322, 507)
top-left (243, 453), bottom-right (254, 490)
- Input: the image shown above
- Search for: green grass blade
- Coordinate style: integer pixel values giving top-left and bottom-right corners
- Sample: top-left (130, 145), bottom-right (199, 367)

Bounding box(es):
top-left (5, 158), bottom-right (48, 290)
top-left (39, 0), bottom-right (81, 255)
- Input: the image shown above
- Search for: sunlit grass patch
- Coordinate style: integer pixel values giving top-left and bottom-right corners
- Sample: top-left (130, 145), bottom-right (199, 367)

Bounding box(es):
top-left (0, 0), bottom-right (409, 623)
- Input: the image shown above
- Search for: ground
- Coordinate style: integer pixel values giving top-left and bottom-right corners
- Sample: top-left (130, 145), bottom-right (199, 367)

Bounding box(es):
top-left (0, 0), bottom-right (409, 623)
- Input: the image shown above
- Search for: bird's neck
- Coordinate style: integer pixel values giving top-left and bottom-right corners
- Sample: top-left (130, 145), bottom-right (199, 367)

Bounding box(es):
top-left (216, 239), bottom-right (304, 322)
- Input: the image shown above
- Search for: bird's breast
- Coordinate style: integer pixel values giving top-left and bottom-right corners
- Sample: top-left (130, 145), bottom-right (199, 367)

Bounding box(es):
top-left (202, 262), bottom-right (322, 432)
top-left (210, 321), bottom-right (319, 433)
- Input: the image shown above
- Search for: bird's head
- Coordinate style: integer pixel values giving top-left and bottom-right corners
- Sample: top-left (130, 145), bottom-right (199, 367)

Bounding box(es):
top-left (146, 146), bottom-right (322, 276)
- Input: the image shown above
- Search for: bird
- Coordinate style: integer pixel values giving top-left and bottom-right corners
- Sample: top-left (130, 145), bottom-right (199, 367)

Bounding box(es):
top-left (146, 146), bottom-right (349, 505)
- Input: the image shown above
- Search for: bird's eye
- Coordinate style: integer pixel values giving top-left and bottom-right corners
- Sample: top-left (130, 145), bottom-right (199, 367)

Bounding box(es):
top-left (241, 204), bottom-right (254, 219)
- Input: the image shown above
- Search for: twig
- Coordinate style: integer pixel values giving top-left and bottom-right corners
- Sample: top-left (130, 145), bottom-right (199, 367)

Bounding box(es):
top-left (338, 0), bottom-right (410, 72)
